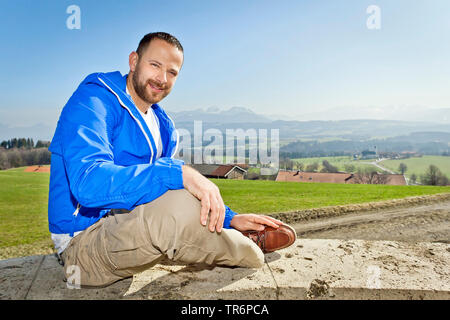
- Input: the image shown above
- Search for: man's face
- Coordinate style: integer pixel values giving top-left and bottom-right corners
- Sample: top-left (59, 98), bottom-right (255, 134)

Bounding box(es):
top-left (130, 38), bottom-right (183, 105)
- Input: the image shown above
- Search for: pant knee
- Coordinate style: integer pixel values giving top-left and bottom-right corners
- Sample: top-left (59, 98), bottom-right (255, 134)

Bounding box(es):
top-left (160, 189), bottom-right (202, 226)
top-left (140, 189), bottom-right (203, 246)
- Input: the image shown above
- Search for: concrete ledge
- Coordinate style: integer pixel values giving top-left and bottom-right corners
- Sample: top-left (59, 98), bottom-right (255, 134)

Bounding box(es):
top-left (0, 239), bottom-right (449, 300)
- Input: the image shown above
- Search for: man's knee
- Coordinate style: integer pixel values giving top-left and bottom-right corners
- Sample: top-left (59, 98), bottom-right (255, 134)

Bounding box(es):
top-left (159, 189), bottom-right (201, 220)
top-left (140, 189), bottom-right (202, 232)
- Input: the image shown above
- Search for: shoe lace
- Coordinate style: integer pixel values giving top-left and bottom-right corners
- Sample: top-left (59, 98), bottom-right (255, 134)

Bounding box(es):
top-left (244, 230), bottom-right (265, 252)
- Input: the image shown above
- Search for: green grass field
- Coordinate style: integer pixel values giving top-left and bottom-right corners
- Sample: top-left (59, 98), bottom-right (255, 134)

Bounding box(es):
top-left (1, 166), bottom-right (449, 256)
top-left (379, 156), bottom-right (450, 178)
top-left (0, 167), bottom-right (51, 249)
top-left (214, 179), bottom-right (450, 213)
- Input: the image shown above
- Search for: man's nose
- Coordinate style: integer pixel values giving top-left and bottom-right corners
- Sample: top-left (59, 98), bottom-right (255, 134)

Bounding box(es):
top-left (155, 69), bottom-right (167, 85)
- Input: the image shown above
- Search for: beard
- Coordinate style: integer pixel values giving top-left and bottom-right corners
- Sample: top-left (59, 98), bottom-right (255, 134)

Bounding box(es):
top-left (131, 65), bottom-right (170, 105)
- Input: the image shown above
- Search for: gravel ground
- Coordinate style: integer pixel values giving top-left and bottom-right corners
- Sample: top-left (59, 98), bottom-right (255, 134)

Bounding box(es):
top-left (292, 200), bottom-right (450, 243)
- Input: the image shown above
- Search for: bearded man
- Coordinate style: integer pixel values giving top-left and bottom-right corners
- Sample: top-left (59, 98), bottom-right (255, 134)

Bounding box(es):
top-left (48, 32), bottom-right (296, 288)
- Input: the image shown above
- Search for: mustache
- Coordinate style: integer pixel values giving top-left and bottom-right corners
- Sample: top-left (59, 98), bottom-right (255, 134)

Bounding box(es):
top-left (147, 79), bottom-right (166, 90)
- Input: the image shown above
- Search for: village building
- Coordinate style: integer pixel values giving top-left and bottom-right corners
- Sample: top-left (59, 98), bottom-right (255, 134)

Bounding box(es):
top-left (188, 164), bottom-right (247, 180)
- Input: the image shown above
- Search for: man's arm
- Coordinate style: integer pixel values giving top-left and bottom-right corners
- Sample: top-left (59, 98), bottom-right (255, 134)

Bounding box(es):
top-left (60, 100), bottom-right (184, 210)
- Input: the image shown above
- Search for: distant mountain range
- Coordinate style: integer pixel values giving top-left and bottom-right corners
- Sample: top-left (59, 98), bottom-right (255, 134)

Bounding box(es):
top-left (167, 107), bottom-right (450, 141)
top-left (168, 106), bottom-right (272, 123)
top-left (1, 106), bottom-right (450, 144)
top-left (289, 106), bottom-right (450, 123)
top-left (168, 105), bottom-right (450, 124)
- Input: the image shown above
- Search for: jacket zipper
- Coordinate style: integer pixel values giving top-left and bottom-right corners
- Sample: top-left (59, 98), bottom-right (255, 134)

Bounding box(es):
top-left (73, 203), bottom-right (81, 217)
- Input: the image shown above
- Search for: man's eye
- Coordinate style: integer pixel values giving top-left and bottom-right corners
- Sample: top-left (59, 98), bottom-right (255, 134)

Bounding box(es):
top-left (151, 63), bottom-right (159, 68)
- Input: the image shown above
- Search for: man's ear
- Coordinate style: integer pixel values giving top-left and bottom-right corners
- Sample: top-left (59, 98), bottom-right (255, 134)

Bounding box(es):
top-left (129, 52), bottom-right (138, 72)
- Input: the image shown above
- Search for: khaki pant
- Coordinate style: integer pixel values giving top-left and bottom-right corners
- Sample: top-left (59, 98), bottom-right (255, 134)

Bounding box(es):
top-left (61, 189), bottom-right (264, 287)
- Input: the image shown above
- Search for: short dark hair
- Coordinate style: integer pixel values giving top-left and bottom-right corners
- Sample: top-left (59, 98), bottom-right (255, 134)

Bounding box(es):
top-left (136, 32), bottom-right (184, 57)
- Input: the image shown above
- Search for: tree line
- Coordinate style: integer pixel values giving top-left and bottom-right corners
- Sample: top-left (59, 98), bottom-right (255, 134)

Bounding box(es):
top-left (280, 139), bottom-right (450, 158)
top-left (279, 158), bottom-right (342, 173)
top-left (0, 137), bottom-right (51, 170)
top-left (1, 138), bottom-right (50, 149)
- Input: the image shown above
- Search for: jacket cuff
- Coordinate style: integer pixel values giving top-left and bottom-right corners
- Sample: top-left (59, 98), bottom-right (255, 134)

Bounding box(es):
top-left (223, 205), bottom-right (238, 229)
top-left (157, 157), bottom-right (184, 190)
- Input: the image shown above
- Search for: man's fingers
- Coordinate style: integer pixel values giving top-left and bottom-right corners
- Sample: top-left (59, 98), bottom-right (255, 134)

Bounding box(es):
top-left (246, 221), bottom-right (265, 231)
top-left (200, 196), bottom-right (210, 226)
top-left (182, 168), bottom-right (226, 233)
top-left (253, 215), bottom-right (282, 228)
top-left (207, 194), bottom-right (220, 232)
top-left (256, 214), bottom-right (283, 224)
top-left (215, 197), bottom-right (225, 233)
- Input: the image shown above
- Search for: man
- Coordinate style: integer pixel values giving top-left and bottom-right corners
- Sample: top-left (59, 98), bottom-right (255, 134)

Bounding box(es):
top-left (48, 32), bottom-right (296, 288)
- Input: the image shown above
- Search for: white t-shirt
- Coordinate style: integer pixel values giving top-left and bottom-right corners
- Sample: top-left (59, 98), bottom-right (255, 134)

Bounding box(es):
top-left (126, 85), bottom-right (163, 159)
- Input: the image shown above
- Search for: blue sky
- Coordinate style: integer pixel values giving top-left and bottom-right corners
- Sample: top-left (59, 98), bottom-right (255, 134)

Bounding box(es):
top-left (1, 0), bottom-right (450, 126)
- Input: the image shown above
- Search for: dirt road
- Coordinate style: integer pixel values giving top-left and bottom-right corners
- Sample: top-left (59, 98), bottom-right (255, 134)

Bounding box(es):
top-left (292, 200), bottom-right (450, 243)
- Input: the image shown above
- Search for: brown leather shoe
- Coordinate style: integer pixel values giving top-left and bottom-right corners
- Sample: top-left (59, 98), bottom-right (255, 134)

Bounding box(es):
top-left (241, 224), bottom-right (297, 253)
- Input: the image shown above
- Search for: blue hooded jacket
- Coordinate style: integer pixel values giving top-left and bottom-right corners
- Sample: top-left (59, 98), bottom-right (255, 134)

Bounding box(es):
top-left (48, 71), bottom-right (237, 237)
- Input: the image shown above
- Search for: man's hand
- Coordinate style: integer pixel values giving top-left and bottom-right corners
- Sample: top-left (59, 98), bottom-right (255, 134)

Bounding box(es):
top-left (229, 214), bottom-right (283, 232)
top-left (182, 165), bottom-right (226, 233)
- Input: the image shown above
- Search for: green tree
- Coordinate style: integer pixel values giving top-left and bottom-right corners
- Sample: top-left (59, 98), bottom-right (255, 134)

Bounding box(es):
top-left (398, 163), bottom-right (407, 174)
top-left (295, 162), bottom-right (304, 171)
top-left (320, 160), bottom-right (339, 173)
top-left (420, 165), bottom-right (449, 186)
top-left (0, 151), bottom-right (8, 169)
top-left (7, 149), bottom-right (23, 167)
top-left (35, 140), bottom-right (50, 148)
top-left (305, 162), bottom-right (319, 172)
top-left (344, 163), bottom-right (356, 173)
